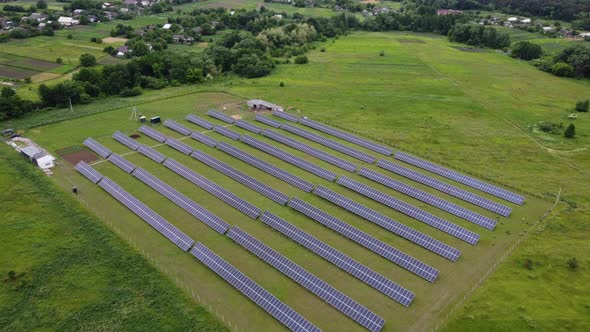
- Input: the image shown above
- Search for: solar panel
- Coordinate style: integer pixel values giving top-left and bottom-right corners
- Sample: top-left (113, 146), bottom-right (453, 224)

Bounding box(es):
top-left (240, 135), bottom-right (337, 182)
top-left (358, 167), bottom-right (496, 230)
top-left (165, 137), bottom-right (193, 155)
top-left (313, 185), bottom-right (461, 262)
top-left (163, 158), bottom-right (261, 219)
top-left (107, 153), bottom-right (137, 174)
top-left (280, 124), bottom-right (376, 164)
top-left (262, 129), bottom-right (358, 173)
top-left (260, 211), bottom-right (415, 306)
top-left (112, 131), bottom-right (140, 151)
top-left (272, 110), bottom-right (300, 123)
top-left (236, 120), bottom-right (262, 134)
top-left (394, 152), bottom-right (525, 205)
top-left (213, 126), bottom-right (241, 140)
top-left (208, 109), bottom-right (235, 124)
top-left (377, 159), bottom-right (512, 217)
top-left (300, 118), bottom-right (393, 156)
top-left (83, 137), bottom-right (112, 158)
top-left (227, 226), bottom-right (385, 332)
top-left (216, 142), bottom-right (314, 192)
top-left (132, 167), bottom-right (230, 234)
top-left (336, 176), bottom-right (480, 245)
top-left (190, 131), bottom-right (218, 147)
top-left (186, 114), bottom-right (214, 130)
top-left (255, 114), bottom-right (282, 128)
top-left (288, 198), bottom-right (439, 283)
top-left (75, 161), bottom-right (103, 184)
top-left (98, 177), bottom-right (195, 251)
top-left (139, 125), bottom-right (167, 143)
top-left (190, 243), bottom-right (321, 332)
top-left (137, 144), bottom-right (167, 163)
top-left (190, 150), bottom-right (289, 205)
top-left (164, 119), bottom-right (192, 136)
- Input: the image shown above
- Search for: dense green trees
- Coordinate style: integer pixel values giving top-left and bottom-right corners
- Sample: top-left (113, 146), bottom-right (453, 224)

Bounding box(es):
top-left (0, 87), bottom-right (34, 120)
top-left (564, 123), bottom-right (576, 138)
top-left (448, 23), bottom-right (511, 49)
top-left (79, 53), bottom-right (97, 67)
top-left (532, 44), bottom-right (590, 78)
top-left (511, 41), bottom-right (543, 60)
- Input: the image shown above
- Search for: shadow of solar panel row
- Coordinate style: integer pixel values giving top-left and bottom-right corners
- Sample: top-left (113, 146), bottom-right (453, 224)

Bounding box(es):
top-left (132, 167), bottom-right (230, 234)
top-left (263, 129), bottom-right (358, 173)
top-left (217, 142), bottom-right (314, 192)
top-left (75, 161), bottom-right (103, 184)
top-left (98, 177), bottom-right (195, 251)
top-left (113, 131), bottom-right (140, 151)
top-left (163, 158), bottom-right (261, 219)
top-left (137, 144), bottom-right (167, 163)
top-left (300, 119), bottom-right (393, 156)
top-left (83, 137), bottom-right (112, 158)
top-left (358, 167), bottom-right (497, 230)
top-left (139, 125), bottom-right (167, 143)
top-left (190, 243), bottom-right (321, 332)
top-left (377, 159), bottom-right (511, 217)
top-left (186, 114), bottom-right (214, 130)
top-left (313, 185), bottom-right (461, 262)
top-left (394, 152), bottom-right (525, 205)
top-left (191, 150), bottom-right (289, 205)
top-left (213, 126), bottom-right (241, 140)
top-left (164, 119), bottom-right (192, 136)
top-left (288, 198), bottom-right (439, 282)
top-left (236, 119), bottom-right (262, 134)
top-left (255, 114), bottom-right (282, 128)
top-left (281, 124), bottom-right (376, 164)
top-left (240, 135), bottom-right (337, 182)
top-left (190, 131), bottom-right (218, 147)
top-left (260, 211), bottom-right (414, 307)
top-left (227, 226), bottom-right (385, 332)
top-left (272, 110), bottom-right (300, 123)
top-left (208, 109), bottom-right (235, 124)
top-left (337, 176), bottom-right (480, 245)
top-left (108, 152), bottom-right (137, 173)
top-left (165, 137), bottom-right (193, 155)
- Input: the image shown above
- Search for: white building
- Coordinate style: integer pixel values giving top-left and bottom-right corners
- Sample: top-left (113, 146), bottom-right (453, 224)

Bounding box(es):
top-left (521, 18), bottom-right (531, 24)
top-left (507, 17), bottom-right (518, 22)
top-left (162, 23), bottom-right (171, 30)
top-left (58, 16), bottom-right (79, 26)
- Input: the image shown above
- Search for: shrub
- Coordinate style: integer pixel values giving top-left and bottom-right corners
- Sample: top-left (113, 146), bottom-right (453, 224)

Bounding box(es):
top-left (320, 47), bottom-right (326, 52)
top-left (67, 33), bottom-right (73, 39)
top-left (552, 62), bottom-right (575, 77)
top-left (511, 41), bottom-right (543, 60)
top-left (119, 87), bottom-right (142, 97)
top-left (564, 123), bottom-right (576, 138)
top-left (103, 46), bottom-right (115, 54)
top-left (56, 57), bottom-right (63, 64)
top-left (79, 53), bottom-right (97, 67)
top-left (294, 55), bottom-right (308, 64)
top-left (279, 81), bottom-right (285, 87)
top-left (524, 258), bottom-right (533, 270)
top-left (567, 257), bottom-right (578, 270)
top-left (537, 121), bottom-right (562, 134)
top-left (24, 77), bottom-right (32, 84)
top-left (379, 50), bottom-right (385, 56)
top-left (575, 100), bottom-right (589, 112)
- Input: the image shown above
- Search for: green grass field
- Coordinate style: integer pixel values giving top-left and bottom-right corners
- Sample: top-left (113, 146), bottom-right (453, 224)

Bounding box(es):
top-left (495, 26), bottom-right (587, 55)
top-left (174, 0), bottom-right (336, 17)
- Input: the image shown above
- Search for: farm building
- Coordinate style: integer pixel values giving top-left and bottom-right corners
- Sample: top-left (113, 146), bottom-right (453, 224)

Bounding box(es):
top-left (58, 16), bottom-right (79, 26)
top-left (20, 146), bottom-right (55, 169)
top-left (247, 99), bottom-right (284, 112)
top-left (116, 45), bottom-right (130, 57)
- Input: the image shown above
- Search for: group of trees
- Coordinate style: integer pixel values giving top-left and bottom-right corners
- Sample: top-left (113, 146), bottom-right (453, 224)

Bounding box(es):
top-left (532, 44), bottom-right (590, 78)
top-left (0, 87), bottom-right (34, 121)
top-left (511, 41), bottom-right (543, 60)
top-left (448, 23), bottom-right (511, 49)
top-left (463, 0), bottom-right (590, 21)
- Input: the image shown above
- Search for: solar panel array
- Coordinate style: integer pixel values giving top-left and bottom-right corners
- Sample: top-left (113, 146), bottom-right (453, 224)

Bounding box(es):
top-left (108, 153), bottom-right (137, 173)
top-left (260, 211), bottom-right (415, 307)
top-left (98, 177), bottom-right (195, 251)
top-left (377, 159), bottom-right (512, 217)
top-left (227, 226), bottom-right (385, 332)
top-left (112, 131), bottom-right (139, 151)
top-left (75, 161), bottom-right (103, 184)
top-left (190, 131), bottom-right (218, 147)
top-left (236, 120), bottom-right (262, 134)
top-left (208, 109), bottom-right (235, 124)
top-left (163, 158), bottom-right (262, 219)
top-left (272, 110), bottom-right (300, 123)
top-left (190, 150), bottom-right (289, 205)
top-left (395, 152), bottom-right (525, 205)
top-left (186, 114), bottom-right (214, 130)
top-left (165, 137), bottom-right (193, 155)
top-left (164, 119), bottom-right (192, 136)
top-left (263, 129), bottom-right (358, 173)
top-left (213, 126), bottom-right (241, 140)
top-left (255, 114), bottom-right (282, 128)
top-left (191, 243), bottom-right (321, 332)
top-left (337, 176), bottom-right (480, 245)
top-left (281, 124), bottom-right (376, 164)
top-left (358, 167), bottom-right (496, 230)
top-left (240, 135), bottom-right (337, 182)
top-left (216, 142), bottom-right (314, 192)
top-left (137, 144), bottom-right (167, 163)
top-left (132, 167), bottom-right (230, 234)
top-left (83, 137), bottom-right (112, 158)
top-left (139, 125), bottom-right (167, 143)
top-left (288, 198), bottom-right (439, 283)
top-left (300, 118), bottom-right (393, 156)
top-left (313, 185), bottom-right (461, 262)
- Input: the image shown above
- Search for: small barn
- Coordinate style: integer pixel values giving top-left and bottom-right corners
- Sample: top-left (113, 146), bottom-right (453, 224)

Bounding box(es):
top-left (247, 99), bottom-right (283, 112)
top-left (20, 146), bottom-right (55, 169)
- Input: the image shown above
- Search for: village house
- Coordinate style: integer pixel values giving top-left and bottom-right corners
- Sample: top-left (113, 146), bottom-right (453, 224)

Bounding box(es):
top-left (437, 9), bottom-right (463, 16)
top-left (115, 45), bottom-right (131, 57)
top-left (58, 16), bottom-right (80, 26)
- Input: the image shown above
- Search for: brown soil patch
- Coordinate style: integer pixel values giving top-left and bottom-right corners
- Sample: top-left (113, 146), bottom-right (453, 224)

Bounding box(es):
top-left (0, 64), bottom-right (39, 79)
top-left (24, 58), bottom-right (60, 70)
top-left (31, 72), bottom-right (60, 83)
top-left (230, 114), bottom-right (242, 120)
top-left (397, 39), bottom-right (426, 44)
top-left (102, 37), bottom-right (128, 44)
top-left (62, 149), bottom-right (98, 165)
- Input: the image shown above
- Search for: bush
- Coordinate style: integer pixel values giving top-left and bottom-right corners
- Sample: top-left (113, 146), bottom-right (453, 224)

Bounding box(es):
top-left (279, 81), bottom-right (285, 87)
top-left (119, 87), bottom-right (142, 97)
top-left (320, 47), bottom-right (326, 52)
top-left (552, 62), bottom-right (575, 77)
top-left (294, 55), bottom-right (308, 64)
top-left (531, 56), bottom-right (555, 72)
top-left (567, 257), bottom-right (579, 270)
top-left (379, 50), bottom-right (385, 56)
top-left (79, 53), bottom-right (97, 67)
top-left (103, 46), bottom-right (115, 54)
top-left (575, 100), bottom-right (589, 112)
top-left (537, 121), bottom-right (562, 134)
top-left (524, 258), bottom-right (533, 270)
top-left (564, 123), bottom-right (576, 138)
top-left (67, 33), bottom-right (73, 39)
top-left (511, 41), bottom-right (543, 60)
top-left (56, 57), bottom-right (63, 64)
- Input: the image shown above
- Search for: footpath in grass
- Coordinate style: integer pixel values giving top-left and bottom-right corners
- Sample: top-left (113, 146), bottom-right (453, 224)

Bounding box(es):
top-left (0, 144), bottom-right (227, 332)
